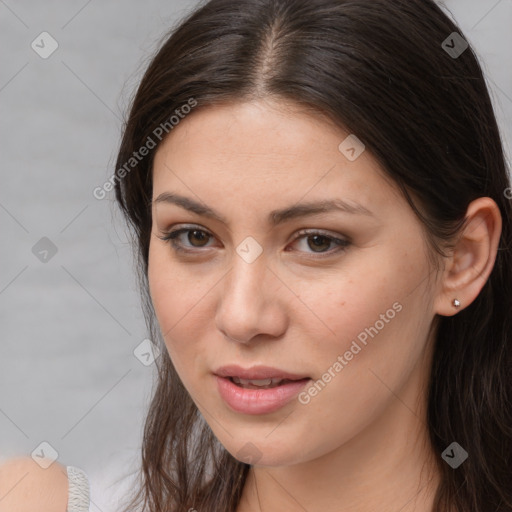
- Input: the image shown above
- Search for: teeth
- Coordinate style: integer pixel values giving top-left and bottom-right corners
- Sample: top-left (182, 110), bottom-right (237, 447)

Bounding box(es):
top-left (232, 377), bottom-right (285, 388)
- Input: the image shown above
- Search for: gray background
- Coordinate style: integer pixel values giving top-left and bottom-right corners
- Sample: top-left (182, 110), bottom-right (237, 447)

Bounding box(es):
top-left (0, 1), bottom-right (511, 510)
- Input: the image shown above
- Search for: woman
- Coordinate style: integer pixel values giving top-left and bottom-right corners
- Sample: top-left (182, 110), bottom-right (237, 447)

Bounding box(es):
top-left (3, 1), bottom-right (510, 511)
top-left (115, 0), bottom-right (512, 512)
top-left (112, 0), bottom-right (512, 511)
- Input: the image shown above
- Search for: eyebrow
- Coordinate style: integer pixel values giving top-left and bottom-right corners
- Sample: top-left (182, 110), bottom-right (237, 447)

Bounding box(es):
top-left (153, 192), bottom-right (374, 226)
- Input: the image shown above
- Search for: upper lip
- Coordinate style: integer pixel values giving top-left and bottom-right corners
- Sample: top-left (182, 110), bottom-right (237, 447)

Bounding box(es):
top-left (214, 364), bottom-right (310, 381)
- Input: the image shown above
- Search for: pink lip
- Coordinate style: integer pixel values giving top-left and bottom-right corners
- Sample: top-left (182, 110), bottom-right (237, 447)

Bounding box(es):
top-left (214, 364), bottom-right (309, 381)
top-left (213, 365), bottom-right (311, 415)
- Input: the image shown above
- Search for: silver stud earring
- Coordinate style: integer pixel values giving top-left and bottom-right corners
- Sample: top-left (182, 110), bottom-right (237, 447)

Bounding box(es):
top-left (453, 299), bottom-right (461, 308)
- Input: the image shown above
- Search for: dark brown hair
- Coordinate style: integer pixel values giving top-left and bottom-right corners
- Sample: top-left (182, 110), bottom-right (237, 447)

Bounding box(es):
top-left (114, 0), bottom-right (512, 510)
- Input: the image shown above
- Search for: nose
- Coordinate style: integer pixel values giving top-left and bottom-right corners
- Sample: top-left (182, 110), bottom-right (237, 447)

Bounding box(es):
top-left (215, 253), bottom-right (288, 345)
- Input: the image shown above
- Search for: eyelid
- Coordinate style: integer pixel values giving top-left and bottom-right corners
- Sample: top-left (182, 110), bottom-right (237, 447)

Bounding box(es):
top-left (289, 228), bottom-right (350, 257)
top-left (157, 224), bottom-right (350, 256)
top-left (156, 224), bottom-right (217, 252)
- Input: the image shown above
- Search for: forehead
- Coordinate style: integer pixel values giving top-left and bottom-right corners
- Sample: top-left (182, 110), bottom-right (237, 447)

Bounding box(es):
top-left (151, 100), bottom-right (403, 216)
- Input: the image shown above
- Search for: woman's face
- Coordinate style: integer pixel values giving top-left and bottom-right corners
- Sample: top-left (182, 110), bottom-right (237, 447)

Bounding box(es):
top-left (148, 99), bottom-right (441, 466)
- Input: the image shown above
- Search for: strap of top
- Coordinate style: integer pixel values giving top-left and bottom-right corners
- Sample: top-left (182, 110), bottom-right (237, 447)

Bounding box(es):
top-left (66, 466), bottom-right (90, 512)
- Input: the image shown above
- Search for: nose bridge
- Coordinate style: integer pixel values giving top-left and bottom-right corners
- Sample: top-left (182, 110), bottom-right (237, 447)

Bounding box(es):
top-left (225, 248), bottom-right (268, 313)
top-left (216, 243), bottom-right (284, 343)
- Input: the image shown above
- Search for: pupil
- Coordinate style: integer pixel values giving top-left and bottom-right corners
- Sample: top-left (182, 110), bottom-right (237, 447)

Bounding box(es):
top-left (189, 230), bottom-right (209, 247)
top-left (309, 235), bottom-right (330, 252)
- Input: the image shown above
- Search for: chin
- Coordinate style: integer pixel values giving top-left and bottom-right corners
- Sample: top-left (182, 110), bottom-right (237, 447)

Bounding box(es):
top-left (217, 435), bottom-right (309, 467)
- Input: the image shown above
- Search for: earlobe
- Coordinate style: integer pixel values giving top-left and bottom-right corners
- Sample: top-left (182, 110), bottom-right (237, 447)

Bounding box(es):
top-left (434, 197), bottom-right (502, 317)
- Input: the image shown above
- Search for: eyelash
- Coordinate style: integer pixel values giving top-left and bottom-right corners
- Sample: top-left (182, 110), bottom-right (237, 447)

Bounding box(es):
top-left (157, 225), bottom-right (350, 258)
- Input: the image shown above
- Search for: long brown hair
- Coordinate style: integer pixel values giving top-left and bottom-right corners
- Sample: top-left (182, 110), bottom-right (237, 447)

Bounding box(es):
top-left (114, 0), bottom-right (512, 510)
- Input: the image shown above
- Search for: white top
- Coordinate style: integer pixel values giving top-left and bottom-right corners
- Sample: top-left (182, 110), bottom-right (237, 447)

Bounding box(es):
top-left (66, 466), bottom-right (90, 512)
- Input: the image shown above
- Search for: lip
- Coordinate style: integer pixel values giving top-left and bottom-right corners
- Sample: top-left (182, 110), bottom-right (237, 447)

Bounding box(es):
top-left (215, 376), bottom-right (311, 414)
top-left (214, 364), bottom-right (309, 381)
top-left (214, 365), bottom-right (311, 415)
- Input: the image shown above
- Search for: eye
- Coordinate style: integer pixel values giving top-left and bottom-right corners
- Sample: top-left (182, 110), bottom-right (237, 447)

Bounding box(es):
top-left (157, 226), bottom-right (215, 253)
top-left (288, 229), bottom-right (350, 257)
top-left (157, 225), bottom-right (350, 257)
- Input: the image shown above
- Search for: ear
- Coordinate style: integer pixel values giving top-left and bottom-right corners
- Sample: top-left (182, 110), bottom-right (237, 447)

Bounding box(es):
top-left (434, 197), bottom-right (502, 316)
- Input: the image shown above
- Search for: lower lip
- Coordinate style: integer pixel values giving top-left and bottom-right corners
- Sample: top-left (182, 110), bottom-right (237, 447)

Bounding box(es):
top-left (215, 375), bottom-right (311, 415)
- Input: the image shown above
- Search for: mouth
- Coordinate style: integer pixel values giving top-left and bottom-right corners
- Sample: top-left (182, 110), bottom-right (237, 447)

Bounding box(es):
top-left (213, 365), bottom-right (312, 414)
top-left (214, 364), bottom-right (310, 385)
top-left (227, 376), bottom-right (309, 389)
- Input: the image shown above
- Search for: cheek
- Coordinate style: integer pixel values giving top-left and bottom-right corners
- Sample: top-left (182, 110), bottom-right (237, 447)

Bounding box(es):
top-left (147, 246), bottom-right (192, 357)
top-left (284, 285), bottom-right (431, 463)
top-left (293, 241), bottom-right (432, 381)
top-left (293, 269), bottom-right (404, 352)
top-left (147, 243), bottom-right (218, 381)
top-left (293, 249), bottom-right (433, 415)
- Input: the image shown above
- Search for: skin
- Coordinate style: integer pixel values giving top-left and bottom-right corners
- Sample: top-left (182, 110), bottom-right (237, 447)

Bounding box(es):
top-left (148, 99), bottom-right (501, 511)
top-left (0, 457), bottom-right (68, 512)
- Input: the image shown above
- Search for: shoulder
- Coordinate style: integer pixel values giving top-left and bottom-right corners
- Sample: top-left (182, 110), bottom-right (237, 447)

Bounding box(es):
top-left (0, 456), bottom-right (69, 512)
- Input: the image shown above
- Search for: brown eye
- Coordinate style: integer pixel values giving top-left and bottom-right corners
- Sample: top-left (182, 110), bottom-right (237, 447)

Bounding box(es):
top-left (306, 234), bottom-right (332, 252)
top-left (187, 229), bottom-right (211, 247)
top-left (158, 227), bottom-right (215, 252)
top-left (289, 230), bottom-right (350, 257)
